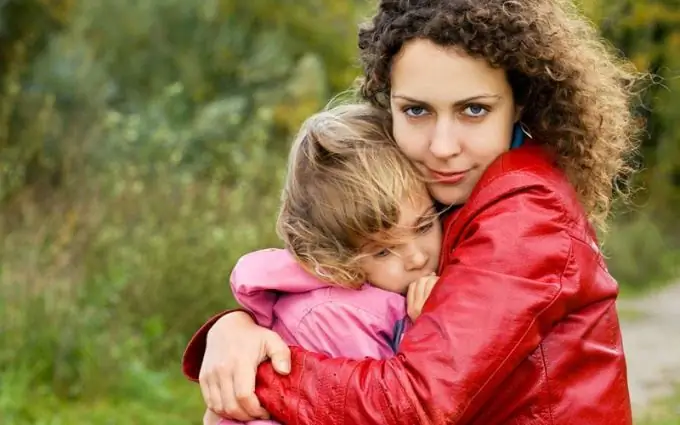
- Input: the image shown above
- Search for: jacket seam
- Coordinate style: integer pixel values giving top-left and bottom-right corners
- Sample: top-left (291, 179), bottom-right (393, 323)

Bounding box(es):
top-left (542, 234), bottom-right (574, 424)
top-left (449, 170), bottom-right (576, 246)
top-left (296, 351), bottom-right (307, 425)
top-left (391, 361), bottom-right (420, 423)
top-left (458, 233), bottom-right (572, 422)
top-left (539, 343), bottom-right (556, 424)
top-left (377, 375), bottom-right (396, 424)
top-left (341, 361), bottom-right (363, 425)
top-left (295, 300), bottom-right (398, 356)
top-left (295, 299), bottom-right (403, 333)
top-left (570, 234), bottom-right (610, 275)
top-left (545, 232), bottom-right (573, 424)
top-left (479, 169), bottom-right (575, 226)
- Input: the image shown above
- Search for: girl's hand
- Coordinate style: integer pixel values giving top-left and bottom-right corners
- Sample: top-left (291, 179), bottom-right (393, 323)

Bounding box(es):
top-left (199, 311), bottom-right (291, 421)
top-left (407, 274), bottom-right (438, 321)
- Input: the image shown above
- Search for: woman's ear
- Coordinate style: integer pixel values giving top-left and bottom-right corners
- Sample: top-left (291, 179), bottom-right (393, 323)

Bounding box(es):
top-left (513, 104), bottom-right (524, 123)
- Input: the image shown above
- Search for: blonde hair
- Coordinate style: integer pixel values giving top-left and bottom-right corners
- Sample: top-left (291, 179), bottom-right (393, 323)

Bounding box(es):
top-left (277, 103), bottom-right (430, 287)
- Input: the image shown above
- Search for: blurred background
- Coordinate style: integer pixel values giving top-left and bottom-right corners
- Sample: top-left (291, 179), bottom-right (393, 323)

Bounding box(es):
top-left (0, 1), bottom-right (678, 424)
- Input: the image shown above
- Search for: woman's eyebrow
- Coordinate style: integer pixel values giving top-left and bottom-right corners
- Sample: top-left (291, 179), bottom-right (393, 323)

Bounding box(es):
top-left (391, 93), bottom-right (501, 107)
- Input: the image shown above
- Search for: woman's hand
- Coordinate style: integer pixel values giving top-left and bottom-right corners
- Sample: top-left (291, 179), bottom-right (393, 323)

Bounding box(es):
top-left (199, 311), bottom-right (291, 421)
top-left (203, 408), bottom-right (221, 425)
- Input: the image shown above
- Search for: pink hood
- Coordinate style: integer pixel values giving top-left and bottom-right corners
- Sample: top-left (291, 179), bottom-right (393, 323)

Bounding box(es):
top-left (230, 248), bottom-right (330, 327)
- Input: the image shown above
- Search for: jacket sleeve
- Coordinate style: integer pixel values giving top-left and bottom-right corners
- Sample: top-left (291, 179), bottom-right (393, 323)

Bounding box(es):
top-left (254, 179), bottom-right (576, 424)
top-left (229, 249), bottom-right (284, 329)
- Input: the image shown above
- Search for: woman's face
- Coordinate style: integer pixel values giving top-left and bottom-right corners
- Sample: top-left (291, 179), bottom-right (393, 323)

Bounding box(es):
top-left (389, 39), bottom-right (519, 206)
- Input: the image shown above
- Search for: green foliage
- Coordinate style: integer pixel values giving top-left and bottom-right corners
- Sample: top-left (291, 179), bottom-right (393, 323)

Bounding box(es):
top-left (580, 0), bottom-right (680, 287)
top-left (603, 212), bottom-right (680, 290)
top-left (1, 0), bottom-right (369, 421)
top-left (0, 0), bottom-right (73, 200)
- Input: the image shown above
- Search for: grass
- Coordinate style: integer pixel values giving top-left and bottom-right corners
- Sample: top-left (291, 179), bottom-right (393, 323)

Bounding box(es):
top-left (0, 367), bottom-right (204, 425)
top-left (637, 386), bottom-right (680, 425)
top-left (4, 370), bottom-right (677, 424)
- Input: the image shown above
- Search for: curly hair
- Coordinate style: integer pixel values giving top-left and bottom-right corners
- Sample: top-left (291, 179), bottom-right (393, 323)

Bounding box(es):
top-left (357, 0), bottom-right (643, 230)
top-left (277, 103), bottom-right (432, 287)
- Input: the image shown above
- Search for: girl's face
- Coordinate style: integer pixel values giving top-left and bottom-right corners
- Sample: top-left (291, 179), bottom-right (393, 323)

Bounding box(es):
top-left (390, 39), bottom-right (520, 206)
top-left (357, 190), bottom-right (441, 294)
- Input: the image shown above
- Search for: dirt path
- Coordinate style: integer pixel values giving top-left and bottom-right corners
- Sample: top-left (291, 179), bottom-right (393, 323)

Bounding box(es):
top-left (618, 282), bottom-right (680, 417)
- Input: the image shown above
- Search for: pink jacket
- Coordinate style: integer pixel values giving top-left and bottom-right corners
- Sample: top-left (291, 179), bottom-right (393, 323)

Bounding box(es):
top-left (218, 248), bottom-right (409, 425)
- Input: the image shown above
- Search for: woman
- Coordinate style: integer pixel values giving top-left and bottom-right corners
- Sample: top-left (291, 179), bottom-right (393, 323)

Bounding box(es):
top-left (183, 0), bottom-right (640, 423)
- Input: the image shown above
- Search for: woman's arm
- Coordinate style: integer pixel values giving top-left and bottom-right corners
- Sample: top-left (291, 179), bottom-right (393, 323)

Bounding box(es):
top-left (253, 178), bottom-right (578, 424)
top-left (182, 309), bottom-right (249, 383)
top-left (185, 248), bottom-right (325, 421)
top-left (186, 311), bottom-right (291, 421)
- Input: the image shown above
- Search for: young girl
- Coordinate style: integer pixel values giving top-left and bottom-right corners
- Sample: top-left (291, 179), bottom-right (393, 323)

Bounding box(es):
top-left (186, 0), bottom-right (640, 423)
top-left (204, 103), bottom-right (443, 425)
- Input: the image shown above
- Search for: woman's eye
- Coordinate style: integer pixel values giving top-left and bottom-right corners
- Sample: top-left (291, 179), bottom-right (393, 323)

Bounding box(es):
top-left (404, 106), bottom-right (428, 117)
top-left (463, 104), bottom-right (488, 117)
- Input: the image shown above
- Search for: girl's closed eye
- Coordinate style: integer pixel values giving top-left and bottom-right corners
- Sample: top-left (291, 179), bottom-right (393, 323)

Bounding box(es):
top-left (417, 222), bottom-right (434, 234)
top-left (374, 248), bottom-right (392, 258)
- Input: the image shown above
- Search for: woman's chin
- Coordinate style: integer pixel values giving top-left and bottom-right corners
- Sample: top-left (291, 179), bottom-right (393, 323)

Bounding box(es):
top-left (428, 184), bottom-right (470, 208)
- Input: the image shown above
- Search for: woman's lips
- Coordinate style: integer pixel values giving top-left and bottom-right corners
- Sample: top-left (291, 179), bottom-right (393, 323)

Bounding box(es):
top-left (428, 168), bottom-right (470, 184)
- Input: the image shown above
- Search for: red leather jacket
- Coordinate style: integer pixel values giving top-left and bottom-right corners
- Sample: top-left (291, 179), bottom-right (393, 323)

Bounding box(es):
top-left (183, 144), bottom-right (632, 424)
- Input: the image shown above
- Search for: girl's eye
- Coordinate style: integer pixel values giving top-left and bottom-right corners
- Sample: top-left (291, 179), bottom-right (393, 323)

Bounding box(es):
top-left (463, 104), bottom-right (489, 117)
top-left (404, 106), bottom-right (428, 117)
top-left (374, 248), bottom-right (391, 258)
top-left (417, 222), bottom-right (434, 234)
